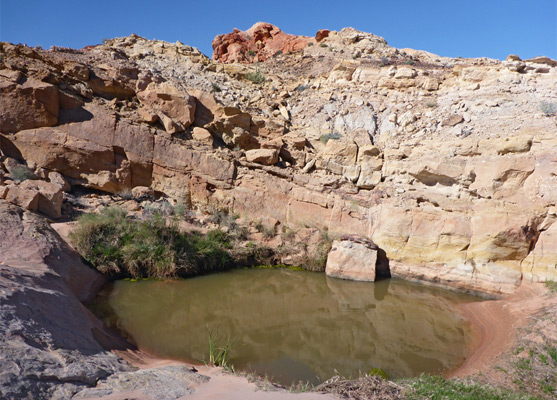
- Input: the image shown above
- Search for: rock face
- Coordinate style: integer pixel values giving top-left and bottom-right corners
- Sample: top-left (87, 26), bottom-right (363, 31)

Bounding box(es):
top-left (0, 201), bottom-right (132, 399)
top-left (0, 74), bottom-right (59, 132)
top-left (326, 236), bottom-right (384, 281)
top-left (212, 22), bottom-right (312, 63)
top-left (1, 28), bottom-right (557, 296)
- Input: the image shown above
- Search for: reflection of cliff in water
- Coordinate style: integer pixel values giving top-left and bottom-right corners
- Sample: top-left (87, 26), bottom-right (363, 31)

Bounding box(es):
top-left (96, 269), bottom-right (479, 385)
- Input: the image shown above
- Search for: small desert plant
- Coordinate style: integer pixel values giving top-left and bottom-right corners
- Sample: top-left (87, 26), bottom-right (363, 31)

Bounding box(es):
top-left (255, 221), bottom-right (276, 239)
top-left (319, 132), bottom-right (342, 144)
top-left (319, 43), bottom-right (328, 48)
top-left (117, 188), bottom-right (133, 200)
top-left (206, 325), bottom-right (235, 370)
top-left (425, 100), bottom-right (438, 108)
top-left (539, 102), bottom-right (557, 117)
top-left (211, 82), bottom-right (221, 92)
top-left (248, 50), bottom-right (256, 56)
top-left (245, 68), bottom-right (265, 84)
top-left (545, 280), bottom-right (557, 293)
top-left (9, 165), bottom-right (35, 182)
top-left (299, 230), bottom-right (333, 272)
top-left (379, 57), bottom-right (391, 67)
top-left (404, 59), bottom-right (415, 65)
top-left (142, 200), bottom-right (175, 219)
top-left (207, 207), bottom-right (247, 239)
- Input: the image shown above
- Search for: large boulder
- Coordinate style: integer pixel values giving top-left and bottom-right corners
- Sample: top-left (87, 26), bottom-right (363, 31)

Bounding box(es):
top-left (245, 148), bottom-right (279, 165)
top-left (19, 180), bottom-right (64, 219)
top-left (137, 82), bottom-right (196, 133)
top-left (326, 236), bottom-right (387, 281)
top-left (4, 185), bottom-right (40, 211)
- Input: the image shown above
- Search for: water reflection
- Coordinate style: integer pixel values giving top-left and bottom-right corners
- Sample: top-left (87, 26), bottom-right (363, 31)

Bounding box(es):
top-left (94, 269), bottom-right (479, 385)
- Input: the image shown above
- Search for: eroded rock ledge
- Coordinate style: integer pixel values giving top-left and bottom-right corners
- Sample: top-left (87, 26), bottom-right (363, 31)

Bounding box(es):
top-left (1, 25), bottom-right (557, 298)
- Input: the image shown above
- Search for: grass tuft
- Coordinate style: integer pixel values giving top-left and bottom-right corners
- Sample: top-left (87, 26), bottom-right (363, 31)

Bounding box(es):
top-left (206, 324), bottom-right (235, 370)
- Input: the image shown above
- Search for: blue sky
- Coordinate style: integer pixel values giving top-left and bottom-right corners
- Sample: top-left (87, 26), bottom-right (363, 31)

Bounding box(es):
top-left (1, 0), bottom-right (555, 60)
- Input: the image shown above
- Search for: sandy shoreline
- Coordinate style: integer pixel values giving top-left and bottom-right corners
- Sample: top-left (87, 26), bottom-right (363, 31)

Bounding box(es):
top-left (449, 282), bottom-right (556, 378)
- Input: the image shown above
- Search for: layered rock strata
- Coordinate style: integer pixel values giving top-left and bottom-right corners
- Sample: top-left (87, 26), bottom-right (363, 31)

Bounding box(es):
top-left (1, 25), bottom-right (556, 295)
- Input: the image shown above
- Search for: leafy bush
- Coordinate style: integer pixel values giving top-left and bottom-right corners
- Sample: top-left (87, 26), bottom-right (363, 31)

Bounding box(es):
top-left (71, 207), bottom-right (233, 279)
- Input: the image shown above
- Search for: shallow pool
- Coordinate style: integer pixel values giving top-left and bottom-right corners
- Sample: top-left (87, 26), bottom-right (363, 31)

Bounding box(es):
top-left (93, 268), bottom-right (481, 385)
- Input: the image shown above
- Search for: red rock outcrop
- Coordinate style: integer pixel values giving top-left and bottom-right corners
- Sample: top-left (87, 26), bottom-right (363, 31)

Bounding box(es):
top-left (212, 22), bottom-right (313, 63)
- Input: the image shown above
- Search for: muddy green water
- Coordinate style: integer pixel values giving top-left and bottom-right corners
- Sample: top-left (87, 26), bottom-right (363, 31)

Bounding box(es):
top-left (94, 269), bottom-right (481, 385)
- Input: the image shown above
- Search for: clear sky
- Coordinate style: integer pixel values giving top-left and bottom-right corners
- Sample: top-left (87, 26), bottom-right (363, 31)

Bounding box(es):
top-left (1, 0), bottom-right (555, 60)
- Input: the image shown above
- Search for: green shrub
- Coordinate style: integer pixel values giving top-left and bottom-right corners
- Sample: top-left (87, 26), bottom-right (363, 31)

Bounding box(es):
top-left (539, 102), bottom-right (557, 117)
top-left (248, 50), bottom-right (256, 56)
top-left (319, 43), bottom-right (328, 48)
top-left (319, 132), bottom-right (342, 144)
top-left (71, 207), bottom-right (233, 279)
top-left (245, 69), bottom-right (265, 84)
top-left (9, 165), bottom-right (35, 182)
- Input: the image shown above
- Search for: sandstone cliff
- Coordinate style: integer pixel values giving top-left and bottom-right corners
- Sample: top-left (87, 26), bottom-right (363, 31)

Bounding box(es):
top-left (1, 24), bottom-right (556, 296)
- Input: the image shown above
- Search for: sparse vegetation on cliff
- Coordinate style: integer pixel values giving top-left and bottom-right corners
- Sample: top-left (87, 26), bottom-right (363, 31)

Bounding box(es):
top-left (245, 68), bottom-right (265, 84)
top-left (9, 165), bottom-right (36, 182)
top-left (539, 102), bottom-right (557, 117)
